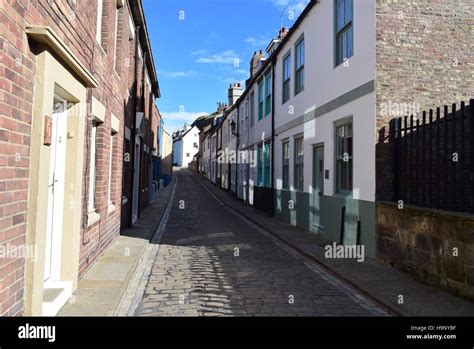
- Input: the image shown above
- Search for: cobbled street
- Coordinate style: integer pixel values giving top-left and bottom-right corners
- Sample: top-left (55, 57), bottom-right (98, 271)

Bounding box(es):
top-left (134, 170), bottom-right (383, 316)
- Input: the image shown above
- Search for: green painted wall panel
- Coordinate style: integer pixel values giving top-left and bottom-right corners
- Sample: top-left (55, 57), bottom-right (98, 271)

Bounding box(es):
top-left (274, 189), bottom-right (375, 258)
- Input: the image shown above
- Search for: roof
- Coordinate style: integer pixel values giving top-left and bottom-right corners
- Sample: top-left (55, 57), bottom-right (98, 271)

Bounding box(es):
top-left (223, 0), bottom-right (317, 116)
top-left (129, 0), bottom-right (161, 97)
top-left (173, 124), bottom-right (199, 142)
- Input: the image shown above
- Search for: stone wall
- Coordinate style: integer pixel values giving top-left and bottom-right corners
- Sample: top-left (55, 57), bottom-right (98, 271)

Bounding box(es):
top-left (377, 202), bottom-right (474, 301)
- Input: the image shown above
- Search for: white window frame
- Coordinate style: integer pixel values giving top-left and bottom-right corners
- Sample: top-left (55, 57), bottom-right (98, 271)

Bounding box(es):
top-left (294, 36), bottom-right (305, 95)
top-left (108, 134), bottom-right (115, 205)
top-left (294, 136), bottom-right (304, 191)
top-left (282, 52), bottom-right (291, 104)
top-left (96, 0), bottom-right (104, 44)
top-left (113, 6), bottom-right (119, 70)
top-left (88, 123), bottom-right (98, 213)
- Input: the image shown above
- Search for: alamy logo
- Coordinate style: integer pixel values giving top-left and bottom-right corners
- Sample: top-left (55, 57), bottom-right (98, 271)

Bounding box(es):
top-left (324, 242), bottom-right (365, 263)
top-left (18, 324), bottom-right (56, 343)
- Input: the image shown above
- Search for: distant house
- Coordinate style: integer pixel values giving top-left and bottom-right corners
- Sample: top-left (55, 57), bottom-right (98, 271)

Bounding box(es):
top-left (173, 125), bottom-right (200, 167)
top-left (161, 129), bottom-right (173, 178)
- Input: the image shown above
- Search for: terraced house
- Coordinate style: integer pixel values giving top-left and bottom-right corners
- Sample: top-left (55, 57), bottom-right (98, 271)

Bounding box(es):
top-left (0, 0), bottom-right (161, 315)
top-left (199, 0), bottom-right (473, 297)
top-left (272, 0), bottom-right (376, 256)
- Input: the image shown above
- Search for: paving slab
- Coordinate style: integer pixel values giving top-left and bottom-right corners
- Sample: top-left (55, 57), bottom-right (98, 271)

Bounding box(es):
top-left (58, 177), bottom-right (175, 316)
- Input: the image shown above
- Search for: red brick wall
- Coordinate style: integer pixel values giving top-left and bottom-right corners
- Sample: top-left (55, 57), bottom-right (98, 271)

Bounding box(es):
top-left (1, 0), bottom-right (159, 315)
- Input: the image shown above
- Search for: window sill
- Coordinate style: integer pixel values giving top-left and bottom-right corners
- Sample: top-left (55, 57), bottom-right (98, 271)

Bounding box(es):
top-left (294, 89), bottom-right (304, 96)
top-left (87, 211), bottom-right (100, 227)
top-left (107, 203), bottom-right (116, 215)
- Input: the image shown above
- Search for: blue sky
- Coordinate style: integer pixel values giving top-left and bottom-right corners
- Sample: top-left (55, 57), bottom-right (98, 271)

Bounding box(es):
top-left (143, 0), bottom-right (309, 133)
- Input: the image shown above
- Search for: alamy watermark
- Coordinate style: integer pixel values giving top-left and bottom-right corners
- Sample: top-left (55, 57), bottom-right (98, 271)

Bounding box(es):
top-left (324, 242), bottom-right (365, 263)
top-left (380, 101), bottom-right (421, 117)
top-left (0, 243), bottom-right (37, 261)
top-left (216, 148), bottom-right (258, 167)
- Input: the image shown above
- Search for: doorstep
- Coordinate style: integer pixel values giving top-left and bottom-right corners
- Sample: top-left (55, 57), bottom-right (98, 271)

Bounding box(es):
top-left (57, 177), bottom-right (175, 316)
top-left (195, 172), bottom-right (474, 317)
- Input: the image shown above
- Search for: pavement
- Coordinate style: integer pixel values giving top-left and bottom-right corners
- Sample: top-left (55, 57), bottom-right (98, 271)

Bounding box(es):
top-left (58, 177), bottom-right (176, 316)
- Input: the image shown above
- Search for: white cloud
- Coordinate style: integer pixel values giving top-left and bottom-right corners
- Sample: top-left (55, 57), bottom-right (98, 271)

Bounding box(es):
top-left (159, 70), bottom-right (197, 78)
top-left (233, 69), bottom-right (249, 76)
top-left (267, 0), bottom-right (309, 16)
top-left (217, 75), bottom-right (245, 85)
top-left (191, 49), bottom-right (207, 55)
top-left (161, 111), bottom-right (208, 122)
top-left (195, 50), bottom-right (240, 65)
top-left (245, 36), bottom-right (270, 47)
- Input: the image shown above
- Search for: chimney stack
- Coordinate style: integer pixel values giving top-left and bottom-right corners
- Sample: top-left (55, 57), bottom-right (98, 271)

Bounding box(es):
top-left (228, 83), bottom-right (243, 106)
top-left (250, 50), bottom-right (265, 78)
top-left (266, 28), bottom-right (288, 55)
top-left (279, 27), bottom-right (288, 39)
top-left (217, 102), bottom-right (227, 113)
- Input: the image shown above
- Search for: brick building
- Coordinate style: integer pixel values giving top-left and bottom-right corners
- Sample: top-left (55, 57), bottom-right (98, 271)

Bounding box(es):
top-left (0, 0), bottom-right (160, 315)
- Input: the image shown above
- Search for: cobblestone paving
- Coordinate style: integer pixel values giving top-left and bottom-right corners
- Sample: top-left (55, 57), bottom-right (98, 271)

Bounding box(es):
top-left (134, 170), bottom-right (380, 316)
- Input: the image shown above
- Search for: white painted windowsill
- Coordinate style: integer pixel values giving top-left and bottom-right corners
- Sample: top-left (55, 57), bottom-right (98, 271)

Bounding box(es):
top-left (87, 210), bottom-right (100, 227)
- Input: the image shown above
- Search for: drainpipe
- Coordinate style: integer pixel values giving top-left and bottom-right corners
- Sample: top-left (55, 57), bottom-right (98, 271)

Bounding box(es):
top-left (235, 108), bottom-right (239, 197)
top-left (271, 57), bottom-right (276, 215)
top-left (139, 51), bottom-right (147, 215)
top-left (128, 25), bottom-right (140, 228)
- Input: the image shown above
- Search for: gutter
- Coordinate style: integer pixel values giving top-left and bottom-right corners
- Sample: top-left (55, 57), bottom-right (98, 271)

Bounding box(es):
top-left (235, 108), bottom-right (239, 197)
top-left (129, 0), bottom-right (160, 97)
top-left (271, 57), bottom-right (276, 215)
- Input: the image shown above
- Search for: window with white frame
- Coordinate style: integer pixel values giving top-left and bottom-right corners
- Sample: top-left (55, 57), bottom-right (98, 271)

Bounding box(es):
top-left (257, 144), bottom-right (263, 187)
top-left (250, 91), bottom-right (255, 127)
top-left (88, 123), bottom-right (98, 212)
top-left (282, 140), bottom-right (289, 189)
top-left (108, 134), bottom-right (115, 205)
top-left (335, 0), bottom-right (353, 66)
top-left (258, 80), bottom-right (264, 121)
top-left (245, 99), bottom-right (249, 130)
top-left (335, 121), bottom-right (353, 193)
top-left (264, 71), bottom-right (272, 116)
top-left (295, 37), bottom-right (305, 95)
top-left (96, 0), bottom-right (104, 44)
top-left (113, 6), bottom-right (119, 70)
top-left (263, 142), bottom-right (271, 188)
top-left (282, 53), bottom-right (291, 104)
top-left (294, 136), bottom-right (304, 191)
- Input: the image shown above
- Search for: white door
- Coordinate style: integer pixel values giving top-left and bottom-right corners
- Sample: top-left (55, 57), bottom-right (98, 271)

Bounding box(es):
top-left (132, 137), bottom-right (141, 224)
top-left (44, 97), bottom-right (68, 281)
